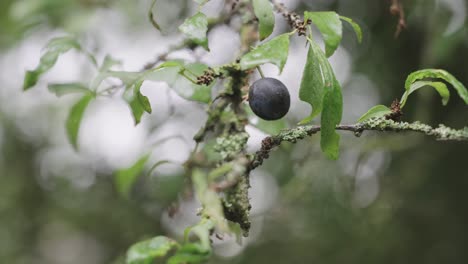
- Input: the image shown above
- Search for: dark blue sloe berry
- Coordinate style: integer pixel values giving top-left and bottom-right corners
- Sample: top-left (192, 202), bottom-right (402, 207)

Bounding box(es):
top-left (248, 78), bottom-right (290, 121)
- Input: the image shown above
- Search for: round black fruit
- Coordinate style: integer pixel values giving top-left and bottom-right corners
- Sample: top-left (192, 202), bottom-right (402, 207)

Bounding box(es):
top-left (248, 78), bottom-right (290, 121)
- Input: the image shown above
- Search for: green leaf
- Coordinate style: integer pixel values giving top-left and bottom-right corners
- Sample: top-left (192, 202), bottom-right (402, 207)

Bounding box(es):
top-left (299, 39), bottom-right (343, 158)
top-left (320, 78), bottom-right (343, 160)
top-left (167, 243), bottom-right (210, 264)
top-left (126, 236), bottom-right (179, 264)
top-left (93, 68), bottom-right (165, 124)
top-left (107, 71), bottom-right (142, 84)
top-left (400, 81), bottom-right (450, 108)
top-left (148, 0), bottom-right (161, 31)
top-left (357, 105), bottom-right (393, 122)
top-left (340, 16), bottom-right (362, 43)
top-left (48, 83), bottom-right (93, 97)
top-left (24, 36), bottom-right (83, 90)
top-left (253, 0), bottom-right (275, 40)
top-left (172, 63), bottom-right (213, 103)
top-left (404, 69), bottom-right (468, 105)
top-left (144, 61), bottom-right (184, 85)
top-left (304, 11), bottom-right (342, 57)
top-left (123, 81), bottom-right (152, 125)
top-left (179, 12), bottom-right (209, 50)
top-left (299, 41), bottom-right (334, 124)
top-left (95, 61), bottom-right (212, 124)
top-left (115, 154), bottom-right (150, 197)
top-left (240, 33), bottom-right (290, 73)
top-left (133, 62), bottom-right (212, 104)
top-left (66, 93), bottom-right (94, 149)
top-left (183, 218), bottom-right (215, 251)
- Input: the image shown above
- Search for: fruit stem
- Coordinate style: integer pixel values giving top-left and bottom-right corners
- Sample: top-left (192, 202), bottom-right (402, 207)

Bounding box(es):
top-left (256, 66), bottom-right (265, 79)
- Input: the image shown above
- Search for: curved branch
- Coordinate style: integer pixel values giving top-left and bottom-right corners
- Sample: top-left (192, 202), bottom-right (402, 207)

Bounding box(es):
top-left (250, 118), bottom-right (468, 170)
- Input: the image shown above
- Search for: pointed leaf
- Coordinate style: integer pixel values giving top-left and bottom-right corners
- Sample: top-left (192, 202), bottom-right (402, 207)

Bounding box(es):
top-left (240, 33), bottom-right (290, 72)
top-left (400, 81), bottom-right (450, 108)
top-left (142, 62), bottom-right (212, 103)
top-left (98, 71), bottom-right (148, 125)
top-left (145, 67), bottom-right (181, 86)
top-left (96, 61), bottom-right (212, 124)
top-left (24, 36), bottom-right (84, 90)
top-left (304, 11), bottom-right (342, 57)
top-left (167, 243), bottom-right (211, 264)
top-left (115, 154), bottom-right (150, 197)
top-left (48, 83), bottom-right (93, 97)
top-left (320, 78), bottom-right (343, 160)
top-left (404, 69), bottom-right (468, 105)
top-left (126, 236), bottom-right (179, 264)
top-left (340, 16), bottom-right (362, 43)
top-left (179, 12), bottom-right (209, 50)
top-left (357, 105), bottom-right (393, 122)
top-left (123, 81), bottom-right (152, 125)
top-left (148, 0), bottom-right (161, 31)
top-left (66, 93), bottom-right (94, 149)
top-left (299, 41), bottom-right (335, 124)
top-left (253, 0), bottom-right (275, 40)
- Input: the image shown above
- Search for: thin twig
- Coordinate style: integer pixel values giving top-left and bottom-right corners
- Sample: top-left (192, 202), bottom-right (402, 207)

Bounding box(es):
top-left (272, 0), bottom-right (308, 36)
top-left (249, 119), bottom-right (468, 170)
top-left (141, 40), bottom-right (189, 71)
top-left (390, 0), bottom-right (406, 37)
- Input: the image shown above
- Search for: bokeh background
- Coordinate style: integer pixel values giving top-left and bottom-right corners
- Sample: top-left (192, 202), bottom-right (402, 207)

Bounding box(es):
top-left (1, 0), bottom-right (467, 263)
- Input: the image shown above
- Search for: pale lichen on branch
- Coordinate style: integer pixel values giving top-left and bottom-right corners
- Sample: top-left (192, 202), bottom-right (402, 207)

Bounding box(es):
top-left (250, 118), bottom-right (468, 170)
